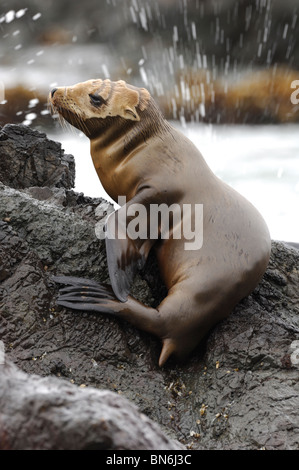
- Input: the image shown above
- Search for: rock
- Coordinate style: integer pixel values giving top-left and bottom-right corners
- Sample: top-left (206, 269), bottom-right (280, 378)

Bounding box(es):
top-left (0, 124), bottom-right (299, 450)
top-left (0, 124), bottom-right (75, 189)
top-left (0, 359), bottom-right (183, 450)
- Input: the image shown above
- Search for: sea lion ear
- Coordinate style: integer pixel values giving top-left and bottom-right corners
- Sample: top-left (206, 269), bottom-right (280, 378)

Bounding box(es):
top-left (119, 86), bottom-right (140, 121)
top-left (124, 106), bottom-right (140, 121)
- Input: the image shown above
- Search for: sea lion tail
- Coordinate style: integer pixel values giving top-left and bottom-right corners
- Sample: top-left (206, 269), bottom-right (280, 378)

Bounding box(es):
top-left (159, 338), bottom-right (176, 367)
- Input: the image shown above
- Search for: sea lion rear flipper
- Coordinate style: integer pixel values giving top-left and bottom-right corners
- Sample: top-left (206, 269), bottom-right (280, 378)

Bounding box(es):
top-left (105, 203), bottom-right (155, 302)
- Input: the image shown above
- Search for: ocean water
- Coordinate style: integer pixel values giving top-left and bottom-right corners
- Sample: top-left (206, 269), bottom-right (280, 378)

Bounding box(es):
top-left (50, 123), bottom-right (299, 243)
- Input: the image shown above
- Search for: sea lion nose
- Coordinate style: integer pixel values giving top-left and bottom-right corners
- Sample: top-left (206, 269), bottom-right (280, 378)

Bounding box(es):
top-left (51, 88), bottom-right (58, 98)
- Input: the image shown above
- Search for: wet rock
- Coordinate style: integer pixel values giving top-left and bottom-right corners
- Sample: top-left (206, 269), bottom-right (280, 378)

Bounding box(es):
top-left (0, 124), bottom-right (299, 450)
top-left (0, 359), bottom-right (183, 450)
top-left (0, 124), bottom-right (75, 189)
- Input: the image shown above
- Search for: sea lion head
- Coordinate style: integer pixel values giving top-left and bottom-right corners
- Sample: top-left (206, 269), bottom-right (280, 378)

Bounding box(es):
top-left (49, 79), bottom-right (151, 137)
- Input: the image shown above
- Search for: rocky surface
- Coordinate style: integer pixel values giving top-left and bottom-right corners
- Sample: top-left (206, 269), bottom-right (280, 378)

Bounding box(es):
top-left (0, 124), bottom-right (75, 190)
top-left (0, 124), bottom-right (299, 450)
top-left (0, 359), bottom-right (183, 450)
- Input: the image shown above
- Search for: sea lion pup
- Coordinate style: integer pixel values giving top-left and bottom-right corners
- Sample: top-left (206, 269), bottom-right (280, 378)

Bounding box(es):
top-left (50, 79), bottom-right (271, 367)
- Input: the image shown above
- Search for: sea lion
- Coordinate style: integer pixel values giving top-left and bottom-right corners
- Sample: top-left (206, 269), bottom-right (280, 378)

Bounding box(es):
top-left (49, 79), bottom-right (271, 366)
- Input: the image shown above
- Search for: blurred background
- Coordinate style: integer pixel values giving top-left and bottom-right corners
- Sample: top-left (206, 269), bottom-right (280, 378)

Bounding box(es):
top-left (0, 0), bottom-right (298, 241)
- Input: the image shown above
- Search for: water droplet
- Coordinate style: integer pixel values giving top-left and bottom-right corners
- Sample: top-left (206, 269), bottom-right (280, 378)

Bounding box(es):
top-left (139, 7), bottom-right (148, 31)
top-left (173, 26), bottom-right (178, 43)
top-left (130, 6), bottom-right (137, 23)
top-left (191, 22), bottom-right (197, 40)
top-left (5, 10), bottom-right (15, 23)
top-left (102, 64), bottom-right (110, 79)
top-left (140, 67), bottom-right (148, 85)
top-left (282, 24), bottom-right (289, 39)
top-left (26, 112), bottom-right (37, 121)
top-left (179, 55), bottom-right (184, 69)
top-left (180, 115), bottom-right (187, 128)
top-left (28, 98), bottom-right (39, 108)
top-left (263, 27), bottom-right (268, 43)
top-left (32, 13), bottom-right (42, 21)
top-left (16, 9), bottom-right (27, 19)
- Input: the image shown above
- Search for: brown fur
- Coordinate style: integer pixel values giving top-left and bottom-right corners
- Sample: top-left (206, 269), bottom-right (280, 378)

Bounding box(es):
top-left (51, 79), bottom-right (271, 366)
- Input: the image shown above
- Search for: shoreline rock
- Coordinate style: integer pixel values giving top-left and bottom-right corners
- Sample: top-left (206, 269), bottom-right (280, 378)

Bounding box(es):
top-left (0, 359), bottom-right (183, 450)
top-left (0, 124), bottom-right (75, 189)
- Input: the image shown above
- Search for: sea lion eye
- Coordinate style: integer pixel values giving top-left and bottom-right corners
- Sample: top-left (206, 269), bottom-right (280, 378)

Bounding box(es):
top-left (89, 93), bottom-right (106, 107)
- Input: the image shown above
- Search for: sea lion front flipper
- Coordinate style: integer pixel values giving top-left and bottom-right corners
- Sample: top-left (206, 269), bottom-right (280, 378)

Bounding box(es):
top-left (105, 201), bottom-right (155, 303)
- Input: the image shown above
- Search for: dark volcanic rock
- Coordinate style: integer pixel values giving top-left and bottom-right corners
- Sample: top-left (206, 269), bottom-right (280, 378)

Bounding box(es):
top-left (0, 124), bottom-right (75, 190)
top-left (0, 360), bottom-right (183, 450)
top-left (0, 124), bottom-right (299, 450)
